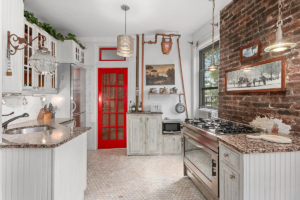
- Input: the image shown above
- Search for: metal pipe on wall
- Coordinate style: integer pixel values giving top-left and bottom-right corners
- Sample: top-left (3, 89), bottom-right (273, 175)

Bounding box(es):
top-left (142, 34), bottom-right (144, 111)
top-left (136, 34), bottom-right (139, 111)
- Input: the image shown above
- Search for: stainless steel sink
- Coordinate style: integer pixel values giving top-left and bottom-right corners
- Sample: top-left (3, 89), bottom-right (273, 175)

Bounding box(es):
top-left (4, 126), bottom-right (54, 135)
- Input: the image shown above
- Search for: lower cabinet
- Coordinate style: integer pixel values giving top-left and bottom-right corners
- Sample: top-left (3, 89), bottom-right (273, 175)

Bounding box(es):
top-left (127, 115), bottom-right (145, 155)
top-left (220, 161), bottom-right (240, 200)
top-left (127, 114), bottom-right (162, 155)
top-left (163, 135), bottom-right (181, 154)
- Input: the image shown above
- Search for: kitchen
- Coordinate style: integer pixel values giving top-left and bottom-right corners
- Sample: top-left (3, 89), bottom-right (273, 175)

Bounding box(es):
top-left (1, 0), bottom-right (300, 200)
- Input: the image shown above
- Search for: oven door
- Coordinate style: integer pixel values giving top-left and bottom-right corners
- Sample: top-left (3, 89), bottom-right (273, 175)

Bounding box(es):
top-left (183, 135), bottom-right (218, 197)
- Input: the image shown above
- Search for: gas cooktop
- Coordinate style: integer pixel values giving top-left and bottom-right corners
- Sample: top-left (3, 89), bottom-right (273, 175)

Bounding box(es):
top-left (184, 118), bottom-right (257, 135)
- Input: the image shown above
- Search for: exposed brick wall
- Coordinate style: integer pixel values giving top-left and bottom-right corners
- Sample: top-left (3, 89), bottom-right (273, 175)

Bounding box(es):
top-left (219, 0), bottom-right (300, 134)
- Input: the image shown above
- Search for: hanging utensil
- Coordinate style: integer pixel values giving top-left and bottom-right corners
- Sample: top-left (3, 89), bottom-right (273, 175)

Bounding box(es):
top-left (175, 94), bottom-right (186, 113)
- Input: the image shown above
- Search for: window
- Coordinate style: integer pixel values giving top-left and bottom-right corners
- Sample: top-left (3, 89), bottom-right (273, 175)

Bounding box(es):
top-left (199, 42), bottom-right (219, 109)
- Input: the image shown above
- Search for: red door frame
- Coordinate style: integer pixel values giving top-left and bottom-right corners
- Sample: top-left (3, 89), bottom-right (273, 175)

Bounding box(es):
top-left (98, 68), bottom-right (128, 149)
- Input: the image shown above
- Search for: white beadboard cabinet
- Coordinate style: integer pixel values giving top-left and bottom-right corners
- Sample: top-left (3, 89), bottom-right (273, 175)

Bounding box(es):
top-left (57, 40), bottom-right (85, 65)
top-left (127, 114), bottom-right (162, 155)
top-left (219, 142), bottom-right (300, 200)
top-left (162, 135), bottom-right (181, 154)
top-left (2, 132), bottom-right (87, 200)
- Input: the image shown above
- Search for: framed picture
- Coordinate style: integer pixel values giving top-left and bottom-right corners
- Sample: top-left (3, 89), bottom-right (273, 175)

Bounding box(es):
top-left (240, 41), bottom-right (261, 62)
top-left (225, 57), bottom-right (285, 93)
top-left (146, 64), bottom-right (175, 85)
top-left (99, 48), bottom-right (126, 61)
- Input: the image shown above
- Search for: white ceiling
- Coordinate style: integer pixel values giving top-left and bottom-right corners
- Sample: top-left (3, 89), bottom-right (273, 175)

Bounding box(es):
top-left (24, 0), bottom-right (232, 37)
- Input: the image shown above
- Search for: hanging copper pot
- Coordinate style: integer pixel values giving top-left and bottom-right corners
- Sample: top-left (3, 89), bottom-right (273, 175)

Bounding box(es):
top-left (161, 36), bottom-right (172, 54)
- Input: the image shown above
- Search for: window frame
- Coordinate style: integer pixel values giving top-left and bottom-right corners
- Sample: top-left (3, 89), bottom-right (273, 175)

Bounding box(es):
top-left (199, 41), bottom-right (219, 110)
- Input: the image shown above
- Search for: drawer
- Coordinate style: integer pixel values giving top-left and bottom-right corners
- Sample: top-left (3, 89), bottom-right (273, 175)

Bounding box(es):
top-left (220, 143), bottom-right (240, 170)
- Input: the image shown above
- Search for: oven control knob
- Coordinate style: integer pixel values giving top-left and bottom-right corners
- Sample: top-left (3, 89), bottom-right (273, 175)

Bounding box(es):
top-left (212, 160), bottom-right (217, 167)
top-left (212, 168), bottom-right (217, 176)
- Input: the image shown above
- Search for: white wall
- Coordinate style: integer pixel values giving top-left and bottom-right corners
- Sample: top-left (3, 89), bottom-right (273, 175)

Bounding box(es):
top-left (0, 0), bottom-right (3, 198)
top-left (79, 34), bottom-right (192, 150)
top-left (190, 13), bottom-right (220, 118)
top-left (2, 96), bottom-right (45, 124)
top-left (141, 35), bottom-right (192, 120)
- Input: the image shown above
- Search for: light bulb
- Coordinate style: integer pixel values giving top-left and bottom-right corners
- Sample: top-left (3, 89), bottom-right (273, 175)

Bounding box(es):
top-left (40, 96), bottom-right (47, 102)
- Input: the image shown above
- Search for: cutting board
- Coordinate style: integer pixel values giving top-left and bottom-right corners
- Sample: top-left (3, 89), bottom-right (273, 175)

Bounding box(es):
top-left (246, 135), bottom-right (292, 144)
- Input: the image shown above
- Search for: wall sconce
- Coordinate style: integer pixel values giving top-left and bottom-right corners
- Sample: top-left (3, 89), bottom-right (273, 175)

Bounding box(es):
top-left (7, 31), bottom-right (59, 76)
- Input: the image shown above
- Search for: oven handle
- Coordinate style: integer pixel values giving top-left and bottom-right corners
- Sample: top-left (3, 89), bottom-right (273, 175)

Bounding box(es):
top-left (187, 137), bottom-right (204, 149)
top-left (184, 135), bottom-right (218, 156)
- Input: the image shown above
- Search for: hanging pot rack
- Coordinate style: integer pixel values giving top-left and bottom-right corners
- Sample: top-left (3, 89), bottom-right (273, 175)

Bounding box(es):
top-left (142, 33), bottom-right (189, 118)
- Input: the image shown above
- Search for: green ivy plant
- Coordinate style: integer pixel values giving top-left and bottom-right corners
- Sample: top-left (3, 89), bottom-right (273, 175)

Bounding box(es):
top-left (24, 10), bottom-right (86, 49)
top-left (65, 33), bottom-right (86, 49)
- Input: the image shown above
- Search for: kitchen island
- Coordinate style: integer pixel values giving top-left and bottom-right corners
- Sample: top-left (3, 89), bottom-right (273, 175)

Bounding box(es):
top-left (181, 122), bottom-right (300, 200)
top-left (1, 119), bottom-right (91, 200)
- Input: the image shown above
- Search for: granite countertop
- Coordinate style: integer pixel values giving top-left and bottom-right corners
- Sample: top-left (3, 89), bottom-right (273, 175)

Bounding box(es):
top-left (218, 133), bottom-right (300, 154)
top-left (126, 111), bottom-right (163, 114)
top-left (181, 122), bottom-right (300, 154)
top-left (1, 118), bottom-right (91, 149)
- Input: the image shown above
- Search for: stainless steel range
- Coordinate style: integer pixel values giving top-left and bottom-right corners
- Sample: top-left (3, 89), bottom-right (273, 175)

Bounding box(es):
top-left (182, 118), bottom-right (258, 198)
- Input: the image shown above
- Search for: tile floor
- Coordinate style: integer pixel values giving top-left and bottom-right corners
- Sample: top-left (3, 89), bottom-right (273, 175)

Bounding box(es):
top-left (84, 149), bottom-right (206, 200)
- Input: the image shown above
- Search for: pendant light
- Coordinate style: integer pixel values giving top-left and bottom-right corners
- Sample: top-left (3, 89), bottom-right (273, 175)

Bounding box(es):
top-left (208, 0), bottom-right (218, 71)
top-left (265, 0), bottom-right (297, 52)
top-left (29, 46), bottom-right (59, 75)
top-left (117, 5), bottom-right (134, 57)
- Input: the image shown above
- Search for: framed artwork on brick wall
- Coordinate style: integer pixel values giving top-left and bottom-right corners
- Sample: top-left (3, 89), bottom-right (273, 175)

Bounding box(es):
top-left (240, 41), bottom-right (261, 62)
top-left (225, 57), bottom-right (285, 93)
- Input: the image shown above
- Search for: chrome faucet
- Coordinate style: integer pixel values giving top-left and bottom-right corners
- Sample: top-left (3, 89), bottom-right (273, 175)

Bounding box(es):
top-left (2, 112), bottom-right (14, 116)
top-left (2, 113), bottom-right (29, 130)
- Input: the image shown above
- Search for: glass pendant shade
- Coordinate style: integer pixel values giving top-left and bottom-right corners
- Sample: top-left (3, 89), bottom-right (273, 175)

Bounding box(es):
top-left (29, 46), bottom-right (59, 75)
top-left (117, 35), bottom-right (134, 57)
top-left (265, 25), bottom-right (296, 52)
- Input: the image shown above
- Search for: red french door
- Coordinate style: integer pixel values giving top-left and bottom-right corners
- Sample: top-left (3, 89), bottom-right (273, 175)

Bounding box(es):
top-left (98, 68), bottom-right (128, 149)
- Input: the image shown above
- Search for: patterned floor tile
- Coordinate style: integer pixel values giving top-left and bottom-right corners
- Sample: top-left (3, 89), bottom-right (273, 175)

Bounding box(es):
top-left (84, 149), bottom-right (206, 200)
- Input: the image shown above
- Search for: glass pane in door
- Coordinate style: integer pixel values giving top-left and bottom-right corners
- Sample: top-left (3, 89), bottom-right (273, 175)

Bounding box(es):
top-left (103, 73), bottom-right (109, 85)
top-left (110, 128), bottom-right (116, 140)
top-left (117, 128), bottom-right (124, 140)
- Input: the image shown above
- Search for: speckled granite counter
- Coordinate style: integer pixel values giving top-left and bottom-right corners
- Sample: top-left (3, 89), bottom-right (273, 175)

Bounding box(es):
top-left (126, 111), bottom-right (163, 114)
top-left (181, 122), bottom-right (300, 154)
top-left (1, 118), bottom-right (91, 148)
top-left (218, 133), bottom-right (300, 154)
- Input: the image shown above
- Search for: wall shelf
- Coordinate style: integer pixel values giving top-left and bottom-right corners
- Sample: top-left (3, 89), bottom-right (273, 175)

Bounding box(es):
top-left (148, 92), bottom-right (183, 99)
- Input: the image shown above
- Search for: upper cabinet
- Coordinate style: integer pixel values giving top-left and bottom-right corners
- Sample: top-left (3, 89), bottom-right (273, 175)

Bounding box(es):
top-left (21, 19), bottom-right (58, 94)
top-left (57, 40), bottom-right (85, 65)
top-left (3, 13), bottom-right (87, 94)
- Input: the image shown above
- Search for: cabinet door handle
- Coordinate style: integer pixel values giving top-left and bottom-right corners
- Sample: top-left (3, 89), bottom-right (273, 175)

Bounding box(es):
top-left (140, 118), bottom-right (142, 123)
top-left (230, 175), bottom-right (235, 180)
top-left (224, 153), bottom-right (229, 157)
